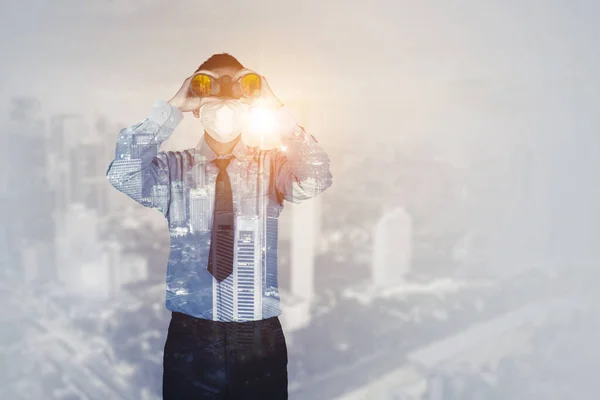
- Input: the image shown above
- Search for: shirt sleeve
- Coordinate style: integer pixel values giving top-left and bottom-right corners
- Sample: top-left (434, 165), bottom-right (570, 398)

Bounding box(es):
top-left (272, 124), bottom-right (333, 204)
top-left (106, 100), bottom-right (183, 215)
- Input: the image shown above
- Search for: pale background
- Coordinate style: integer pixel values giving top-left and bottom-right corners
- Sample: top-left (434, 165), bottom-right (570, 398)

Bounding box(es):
top-left (2, 0), bottom-right (600, 398)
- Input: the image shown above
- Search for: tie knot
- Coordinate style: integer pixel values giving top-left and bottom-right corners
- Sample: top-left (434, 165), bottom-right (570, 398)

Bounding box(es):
top-left (214, 157), bottom-right (232, 171)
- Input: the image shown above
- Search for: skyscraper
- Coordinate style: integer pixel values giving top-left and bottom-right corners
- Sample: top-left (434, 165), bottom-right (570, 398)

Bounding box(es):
top-left (290, 196), bottom-right (321, 303)
top-left (263, 215), bottom-right (279, 315)
top-left (151, 185), bottom-right (169, 215)
top-left (169, 180), bottom-right (187, 228)
top-left (69, 141), bottom-right (106, 209)
top-left (131, 133), bottom-right (157, 159)
top-left (189, 188), bottom-right (210, 233)
top-left (56, 203), bottom-right (113, 298)
top-left (213, 217), bottom-right (262, 322)
top-left (372, 207), bottom-right (412, 287)
top-left (6, 97), bottom-right (56, 280)
top-left (106, 158), bottom-right (143, 203)
top-left (48, 114), bottom-right (88, 212)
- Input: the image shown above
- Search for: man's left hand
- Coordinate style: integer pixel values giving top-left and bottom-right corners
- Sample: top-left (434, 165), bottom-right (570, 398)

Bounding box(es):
top-left (242, 76), bottom-right (300, 149)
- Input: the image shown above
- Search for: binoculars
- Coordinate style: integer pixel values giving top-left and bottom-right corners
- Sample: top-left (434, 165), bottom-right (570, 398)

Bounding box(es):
top-left (190, 71), bottom-right (262, 99)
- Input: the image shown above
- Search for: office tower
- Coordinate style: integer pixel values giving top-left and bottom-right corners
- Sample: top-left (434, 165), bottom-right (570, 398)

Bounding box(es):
top-left (151, 185), bottom-right (169, 215)
top-left (290, 196), bottom-right (321, 302)
top-left (6, 97), bottom-right (56, 280)
top-left (48, 114), bottom-right (88, 212)
top-left (276, 101), bottom-right (324, 333)
top-left (213, 217), bottom-right (262, 321)
top-left (189, 188), bottom-right (210, 233)
top-left (169, 181), bottom-right (187, 228)
top-left (372, 207), bottom-right (412, 287)
top-left (236, 220), bottom-right (262, 321)
top-left (262, 215), bottom-right (279, 316)
top-left (7, 97), bottom-right (47, 211)
top-left (277, 100), bottom-right (321, 301)
top-left (69, 141), bottom-right (106, 209)
top-left (56, 204), bottom-right (113, 298)
top-left (106, 158), bottom-right (143, 203)
top-left (193, 157), bottom-right (207, 188)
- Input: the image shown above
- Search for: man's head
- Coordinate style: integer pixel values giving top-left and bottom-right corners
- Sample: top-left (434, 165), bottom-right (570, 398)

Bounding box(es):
top-left (193, 53), bottom-right (251, 144)
top-left (195, 53), bottom-right (245, 78)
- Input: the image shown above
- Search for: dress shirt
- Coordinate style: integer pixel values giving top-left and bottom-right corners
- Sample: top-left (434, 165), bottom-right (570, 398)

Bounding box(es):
top-left (106, 99), bottom-right (332, 321)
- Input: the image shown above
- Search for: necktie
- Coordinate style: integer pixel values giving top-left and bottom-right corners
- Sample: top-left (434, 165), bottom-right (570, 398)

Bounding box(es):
top-left (207, 157), bottom-right (235, 282)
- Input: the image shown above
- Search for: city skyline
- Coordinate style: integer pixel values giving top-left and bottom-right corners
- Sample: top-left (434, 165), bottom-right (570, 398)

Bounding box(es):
top-left (4, 1), bottom-right (600, 396)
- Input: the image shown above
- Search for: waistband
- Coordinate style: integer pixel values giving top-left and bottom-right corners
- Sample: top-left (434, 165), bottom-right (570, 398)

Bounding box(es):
top-left (171, 311), bottom-right (280, 328)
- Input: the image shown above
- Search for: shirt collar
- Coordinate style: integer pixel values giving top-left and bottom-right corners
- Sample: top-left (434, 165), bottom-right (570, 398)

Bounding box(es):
top-left (194, 133), bottom-right (249, 163)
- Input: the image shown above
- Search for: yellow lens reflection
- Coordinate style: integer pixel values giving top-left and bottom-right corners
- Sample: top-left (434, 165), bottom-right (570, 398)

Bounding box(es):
top-left (240, 73), bottom-right (261, 97)
top-left (191, 74), bottom-right (212, 97)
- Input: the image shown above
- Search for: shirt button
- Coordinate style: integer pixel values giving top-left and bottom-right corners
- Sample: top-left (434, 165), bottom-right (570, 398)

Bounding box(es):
top-left (162, 111), bottom-right (169, 118)
top-left (169, 116), bottom-right (174, 122)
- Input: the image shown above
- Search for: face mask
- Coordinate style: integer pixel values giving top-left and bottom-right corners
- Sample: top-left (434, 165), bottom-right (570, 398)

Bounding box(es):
top-left (200, 99), bottom-right (249, 143)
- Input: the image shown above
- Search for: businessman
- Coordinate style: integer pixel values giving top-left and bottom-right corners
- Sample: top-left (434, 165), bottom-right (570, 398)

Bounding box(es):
top-left (106, 53), bottom-right (333, 399)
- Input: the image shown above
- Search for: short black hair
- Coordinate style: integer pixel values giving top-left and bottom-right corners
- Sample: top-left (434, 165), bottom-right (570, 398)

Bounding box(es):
top-left (195, 53), bottom-right (244, 73)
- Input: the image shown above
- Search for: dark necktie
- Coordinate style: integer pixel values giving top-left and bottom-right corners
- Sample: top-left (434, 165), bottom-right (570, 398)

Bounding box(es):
top-left (207, 157), bottom-right (235, 282)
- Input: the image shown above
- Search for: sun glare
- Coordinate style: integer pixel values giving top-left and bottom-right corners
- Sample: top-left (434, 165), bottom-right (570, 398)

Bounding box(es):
top-left (248, 106), bottom-right (276, 134)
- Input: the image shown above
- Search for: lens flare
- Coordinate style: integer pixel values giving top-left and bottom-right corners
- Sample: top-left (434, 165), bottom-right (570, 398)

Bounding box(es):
top-left (242, 99), bottom-right (282, 148)
top-left (248, 106), bottom-right (276, 133)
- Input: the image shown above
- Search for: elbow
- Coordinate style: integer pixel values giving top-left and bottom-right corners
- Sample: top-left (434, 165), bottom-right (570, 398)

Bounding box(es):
top-left (105, 160), bottom-right (114, 177)
top-left (286, 170), bottom-right (332, 203)
top-left (106, 160), bottom-right (116, 187)
top-left (322, 169), bottom-right (333, 192)
top-left (105, 159), bottom-right (129, 190)
top-left (313, 159), bottom-right (333, 194)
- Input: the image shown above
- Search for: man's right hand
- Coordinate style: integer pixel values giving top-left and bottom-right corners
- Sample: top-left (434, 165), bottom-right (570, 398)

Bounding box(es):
top-left (168, 75), bottom-right (202, 115)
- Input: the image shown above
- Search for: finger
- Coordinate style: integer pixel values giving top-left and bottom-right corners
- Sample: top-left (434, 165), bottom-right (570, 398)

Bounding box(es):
top-left (181, 75), bottom-right (195, 95)
top-left (260, 76), bottom-right (283, 107)
top-left (192, 109), bottom-right (200, 118)
top-left (260, 75), bottom-right (275, 97)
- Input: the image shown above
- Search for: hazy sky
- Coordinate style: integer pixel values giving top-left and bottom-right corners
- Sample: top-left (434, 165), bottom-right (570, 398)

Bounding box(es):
top-left (1, 0), bottom-right (599, 188)
top-left (2, 0), bottom-right (598, 120)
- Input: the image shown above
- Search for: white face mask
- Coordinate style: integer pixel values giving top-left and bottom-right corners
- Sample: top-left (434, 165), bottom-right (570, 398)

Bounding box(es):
top-left (200, 99), bottom-right (249, 143)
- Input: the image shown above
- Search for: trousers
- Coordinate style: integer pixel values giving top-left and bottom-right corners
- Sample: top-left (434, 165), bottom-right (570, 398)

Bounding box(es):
top-left (162, 311), bottom-right (288, 399)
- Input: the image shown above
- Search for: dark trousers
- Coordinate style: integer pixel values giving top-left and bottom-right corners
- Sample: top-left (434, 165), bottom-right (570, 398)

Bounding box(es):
top-left (163, 312), bottom-right (288, 399)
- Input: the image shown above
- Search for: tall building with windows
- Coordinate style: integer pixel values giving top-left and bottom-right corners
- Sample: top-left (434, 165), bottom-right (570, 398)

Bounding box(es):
top-left (236, 225), bottom-right (261, 321)
top-left (372, 207), bottom-right (412, 287)
top-left (151, 185), bottom-right (169, 214)
top-left (189, 188), bottom-right (210, 233)
top-left (106, 158), bottom-right (143, 203)
top-left (290, 195), bottom-right (321, 302)
top-left (262, 215), bottom-right (280, 316)
top-left (48, 114), bottom-right (88, 212)
top-left (6, 97), bottom-right (57, 281)
top-left (213, 217), bottom-right (262, 321)
top-left (169, 181), bottom-right (187, 228)
top-left (131, 133), bottom-right (157, 159)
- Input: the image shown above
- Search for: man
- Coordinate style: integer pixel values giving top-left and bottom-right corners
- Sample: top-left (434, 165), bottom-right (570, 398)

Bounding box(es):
top-left (106, 53), bottom-right (332, 399)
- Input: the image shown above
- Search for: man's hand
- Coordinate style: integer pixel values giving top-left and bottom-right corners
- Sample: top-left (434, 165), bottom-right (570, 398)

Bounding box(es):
top-left (168, 75), bottom-right (203, 116)
top-left (241, 76), bottom-right (300, 149)
top-left (255, 75), bottom-right (283, 108)
top-left (254, 76), bottom-right (298, 135)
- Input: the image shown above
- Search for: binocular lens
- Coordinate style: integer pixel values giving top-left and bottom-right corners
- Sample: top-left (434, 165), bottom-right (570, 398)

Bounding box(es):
top-left (191, 74), bottom-right (212, 97)
top-left (190, 72), bottom-right (262, 98)
top-left (240, 73), bottom-right (261, 98)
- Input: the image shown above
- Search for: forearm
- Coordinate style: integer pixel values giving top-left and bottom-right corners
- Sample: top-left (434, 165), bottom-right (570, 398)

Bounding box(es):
top-left (275, 125), bottom-right (333, 203)
top-left (111, 100), bottom-right (182, 163)
top-left (106, 100), bottom-right (183, 207)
